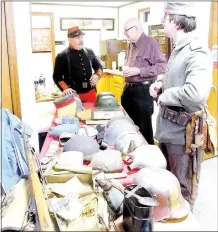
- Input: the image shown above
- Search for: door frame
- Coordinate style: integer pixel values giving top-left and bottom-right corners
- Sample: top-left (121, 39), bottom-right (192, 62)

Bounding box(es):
top-left (3, 2), bottom-right (21, 118)
top-left (31, 12), bottom-right (56, 67)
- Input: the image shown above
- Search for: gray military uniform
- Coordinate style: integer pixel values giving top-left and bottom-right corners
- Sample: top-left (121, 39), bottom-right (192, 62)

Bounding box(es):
top-left (155, 32), bottom-right (213, 145)
top-left (155, 31), bottom-right (213, 208)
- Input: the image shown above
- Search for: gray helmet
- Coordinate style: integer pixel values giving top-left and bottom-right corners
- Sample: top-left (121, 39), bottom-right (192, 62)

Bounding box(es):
top-left (114, 130), bottom-right (145, 153)
top-left (107, 115), bottom-right (136, 128)
top-left (103, 119), bottom-right (139, 146)
top-left (63, 135), bottom-right (100, 161)
top-left (95, 95), bottom-right (119, 110)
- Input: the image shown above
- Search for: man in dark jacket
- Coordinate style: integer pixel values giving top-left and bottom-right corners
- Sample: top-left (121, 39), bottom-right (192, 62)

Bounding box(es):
top-left (53, 26), bottom-right (103, 102)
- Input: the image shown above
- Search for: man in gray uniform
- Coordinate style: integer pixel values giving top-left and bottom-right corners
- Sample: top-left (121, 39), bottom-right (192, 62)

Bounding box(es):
top-left (150, 2), bottom-right (213, 209)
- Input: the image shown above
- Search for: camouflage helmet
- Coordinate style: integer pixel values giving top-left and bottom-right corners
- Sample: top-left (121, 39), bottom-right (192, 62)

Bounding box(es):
top-left (95, 95), bottom-right (119, 110)
top-left (134, 167), bottom-right (191, 222)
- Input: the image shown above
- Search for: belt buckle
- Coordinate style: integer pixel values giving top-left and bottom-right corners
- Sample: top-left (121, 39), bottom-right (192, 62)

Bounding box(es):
top-left (163, 108), bottom-right (178, 123)
top-left (168, 110), bottom-right (178, 123)
top-left (177, 112), bottom-right (191, 126)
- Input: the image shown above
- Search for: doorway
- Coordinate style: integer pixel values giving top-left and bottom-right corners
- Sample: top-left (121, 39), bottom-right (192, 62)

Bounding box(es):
top-left (1, 1), bottom-right (21, 117)
top-left (31, 12), bottom-right (56, 98)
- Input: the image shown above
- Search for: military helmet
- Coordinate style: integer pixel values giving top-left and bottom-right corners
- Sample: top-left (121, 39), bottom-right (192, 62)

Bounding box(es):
top-left (134, 167), bottom-right (190, 222)
top-left (114, 130), bottom-right (145, 153)
top-left (103, 119), bottom-right (139, 146)
top-left (107, 115), bottom-right (135, 128)
top-left (63, 135), bottom-right (100, 161)
top-left (95, 95), bottom-right (119, 110)
top-left (96, 92), bottom-right (115, 101)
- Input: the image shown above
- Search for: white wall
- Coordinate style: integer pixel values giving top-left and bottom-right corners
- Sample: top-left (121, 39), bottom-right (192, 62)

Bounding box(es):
top-left (31, 4), bottom-right (119, 56)
top-left (13, 2), bottom-right (39, 152)
top-left (118, 2), bottom-right (211, 46)
top-left (195, 2), bottom-right (211, 47)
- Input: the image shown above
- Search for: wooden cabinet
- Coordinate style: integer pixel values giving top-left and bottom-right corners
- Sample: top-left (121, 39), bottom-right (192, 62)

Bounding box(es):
top-left (96, 75), bottom-right (107, 94)
top-left (113, 75), bottom-right (125, 103)
top-left (96, 72), bottom-right (125, 103)
top-left (148, 24), bottom-right (174, 61)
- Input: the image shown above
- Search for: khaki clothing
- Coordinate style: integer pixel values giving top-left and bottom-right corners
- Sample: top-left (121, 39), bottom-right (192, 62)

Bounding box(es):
top-left (155, 32), bottom-right (213, 145)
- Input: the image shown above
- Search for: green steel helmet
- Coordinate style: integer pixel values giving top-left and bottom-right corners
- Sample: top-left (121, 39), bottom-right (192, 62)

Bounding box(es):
top-left (95, 92), bottom-right (115, 106)
top-left (96, 95), bottom-right (119, 110)
top-left (97, 92), bottom-right (115, 100)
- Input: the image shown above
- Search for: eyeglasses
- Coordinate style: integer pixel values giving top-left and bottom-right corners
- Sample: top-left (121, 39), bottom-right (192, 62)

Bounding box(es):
top-left (161, 17), bottom-right (170, 24)
top-left (124, 26), bottom-right (135, 33)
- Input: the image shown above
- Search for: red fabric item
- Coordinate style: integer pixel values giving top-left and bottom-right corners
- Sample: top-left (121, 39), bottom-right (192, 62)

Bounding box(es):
top-left (68, 26), bottom-right (82, 35)
top-left (79, 89), bottom-right (97, 103)
top-left (54, 97), bottom-right (75, 109)
top-left (58, 81), bottom-right (68, 90)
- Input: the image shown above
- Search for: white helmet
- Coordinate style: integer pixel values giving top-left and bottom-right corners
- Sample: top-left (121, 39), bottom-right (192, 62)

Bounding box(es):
top-left (134, 167), bottom-right (190, 222)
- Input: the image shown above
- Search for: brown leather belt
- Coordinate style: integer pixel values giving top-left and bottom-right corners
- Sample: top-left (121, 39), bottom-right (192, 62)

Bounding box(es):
top-left (161, 106), bottom-right (192, 126)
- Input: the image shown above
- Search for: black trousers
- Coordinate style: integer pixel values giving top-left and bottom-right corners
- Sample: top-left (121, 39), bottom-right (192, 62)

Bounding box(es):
top-left (121, 83), bottom-right (154, 145)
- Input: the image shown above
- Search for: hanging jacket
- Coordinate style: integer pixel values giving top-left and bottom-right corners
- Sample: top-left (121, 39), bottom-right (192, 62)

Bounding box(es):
top-left (1, 108), bottom-right (32, 193)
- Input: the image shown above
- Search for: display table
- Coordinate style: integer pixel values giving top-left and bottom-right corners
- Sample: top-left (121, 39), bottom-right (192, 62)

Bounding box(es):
top-left (39, 101), bottom-right (203, 231)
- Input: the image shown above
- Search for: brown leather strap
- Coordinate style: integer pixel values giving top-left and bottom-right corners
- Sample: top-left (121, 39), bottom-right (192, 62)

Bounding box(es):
top-left (162, 214), bottom-right (188, 223)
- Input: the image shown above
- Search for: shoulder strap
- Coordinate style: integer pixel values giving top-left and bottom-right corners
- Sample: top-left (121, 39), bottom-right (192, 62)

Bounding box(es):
top-left (66, 47), bottom-right (93, 76)
top-left (65, 48), bottom-right (72, 78)
top-left (83, 48), bottom-right (93, 71)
